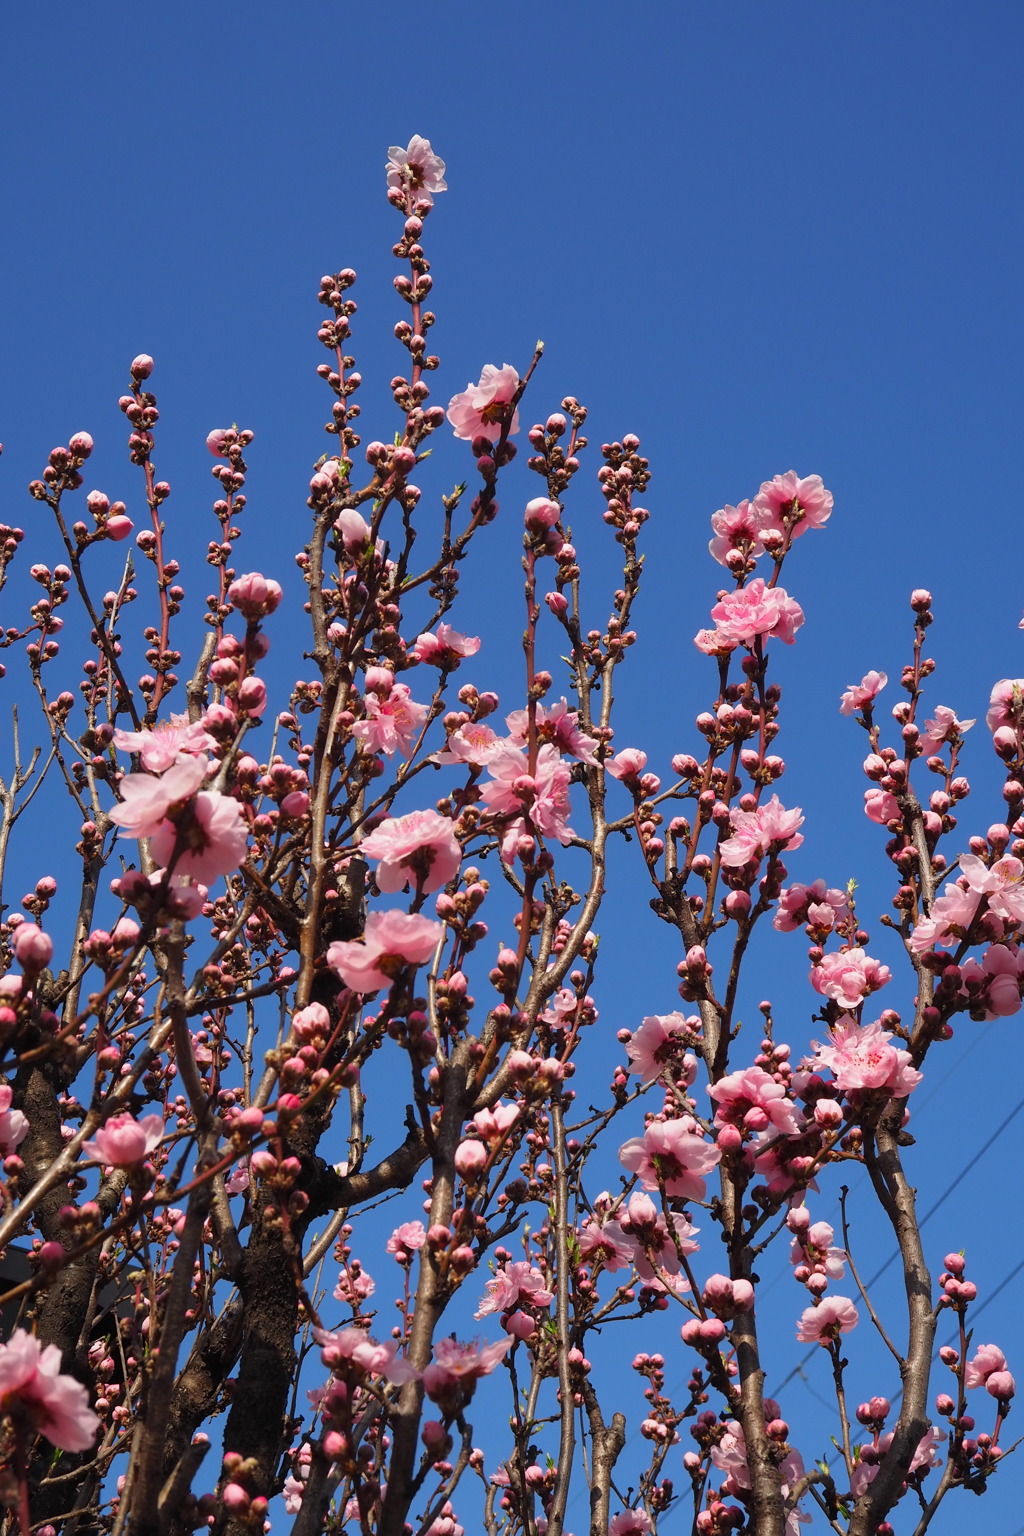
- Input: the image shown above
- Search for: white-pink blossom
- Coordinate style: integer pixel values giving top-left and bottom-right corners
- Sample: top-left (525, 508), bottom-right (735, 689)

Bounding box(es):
top-left (447, 365), bottom-right (520, 444)
top-left (386, 136), bottom-right (447, 205)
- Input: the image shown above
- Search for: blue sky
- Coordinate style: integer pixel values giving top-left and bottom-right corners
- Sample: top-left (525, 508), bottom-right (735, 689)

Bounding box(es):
top-left (2, 3), bottom-right (1024, 1530)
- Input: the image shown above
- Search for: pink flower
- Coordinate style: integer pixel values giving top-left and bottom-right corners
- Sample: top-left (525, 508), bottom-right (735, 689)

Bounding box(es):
top-left (422, 1336), bottom-right (511, 1401)
top-left (447, 364), bottom-right (521, 444)
top-left (436, 720), bottom-right (500, 768)
top-left (864, 787), bottom-right (901, 825)
top-left (965, 1343), bottom-right (1008, 1389)
top-left (705, 579), bottom-right (805, 649)
top-left (83, 1111), bottom-right (163, 1167)
top-left (480, 742), bottom-right (574, 851)
top-left (694, 626), bottom-right (738, 656)
top-left (351, 683), bottom-right (430, 759)
top-left (578, 1214), bottom-right (635, 1272)
top-left (109, 755), bottom-right (208, 837)
top-left (114, 716), bottom-right (216, 772)
top-left (149, 788), bottom-right (248, 883)
top-left (796, 1294), bottom-right (859, 1344)
top-left (850, 1426), bottom-right (943, 1499)
top-left (909, 879), bottom-right (981, 953)
top-left (709, 501), bottom-right (765, 565)
top-left (361, 808), bottom-right (462, 894)
top-left (386, 136), bottom-right (447, 205)
top-left (707, 1065), bottom-right (801, 1136)
top-left (609, 1510), bottom-right (653, 1536)
top-left (958, 853), bottom-right (1024, 923)
top-left (412, 624), bottom-right (481, 666)
top-left (959, 943), bottom-right (1024, 1018)
top-left (228, 572), bottom-right (283, 621)
top-left (790, 1219), bottom-right (847, 1281)
top-left (0, 1085), bottom-right (28, 1154)
top-left (606, 748), bottom-right (650, 784)
top-left (620, 1193), bottom-right (700, 1292)
top-left (327, 909), bottom-right (443, 993)
top-left (0, 1329), bottom-right (100, 1451)
top-left (471, 1101), bottom-right (520, 1144)
top-left (719, 795), bottom-right (804, 868)
top-left (810, 948), bottom-right (891, 1011)
top-left (625, 1012), bottom-right (698, 1086)
top-left (918, 704), bottom-right (975, 755)
top-left (618, 1115), bottom-right (721, 1201)
top-left (839, 671), bottom-right (888, 716)
top-left (505, 699), bottom-right (600, 765)
top-left (475, 1261), bottom-right (554, 1319)
top-left (752, 471), bottom-right (833, 540)
top-left (386, 1221), bottom-right (426, 1259)
top-left (812, 1018), bottom-right (922, 1097)
top-left (315, 1326), bottom-right (419, 1384)
top-left (774, 880), bottom-right (850, 934)
top-left (986, 679), bottom-right (1024, 732)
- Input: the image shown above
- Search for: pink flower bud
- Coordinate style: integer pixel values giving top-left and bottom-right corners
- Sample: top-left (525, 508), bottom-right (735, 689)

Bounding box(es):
top-left (454, 1140), bottom-right (487, 1178)
top-left (229, 572), bottom-right (283, 621)
top-left (505, 1310), bottom-right (537, 1341)
top-left (987, 1371), bottom-right (1015, 1400)
top-left (130, 354), bottom-right (154, 379)
top-left (13, 924), bottom-right (53, 971)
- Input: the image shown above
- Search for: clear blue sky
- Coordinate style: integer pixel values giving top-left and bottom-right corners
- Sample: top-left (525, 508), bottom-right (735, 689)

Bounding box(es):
top-left (2, 4), bottom-right (1023, 1530)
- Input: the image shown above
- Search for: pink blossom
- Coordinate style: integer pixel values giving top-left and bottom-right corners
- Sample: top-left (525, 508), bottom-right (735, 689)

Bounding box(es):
top-left (706, 579), bottom-right (805, 649)
top-left (412, 624), bottom-right (481, 666)
top-left (386, 135), bottom-right (447, 205)
top-left (719, 795), bottom-right (804, 868)
top-left (0, 1085), bottom-right (28, 1154)
top-left (790, 1219), bottom-right (847, 1281)
top-left (422, 1336), bottom-right (511, 1400)
top-left (83, 1111), bottom-right (163, 1167)
top-left (454, 1139), bottom-right (488, 1179)
top-left (774, 880), bottom-right (850, 934)
top-left (694, 625), bottom-right (738, 656)
top-left (436, 720), bottom-right (500, 767)
top-left (475, 1261), bottom-right (554, 1319)
top-left (965, 1343), bottom-right (1008, 1389)
top-left (908, 879), bottom-right (981, 953)
top-left (986, 678), bottom-right (1024, 732)
top-left (109, 755), bottom-right (208, 837)
top-left (618, 1115), bottom-right (721, 1201)
top-left (839, 671), bottom-right (888, 716)
top-left (327, 909), bottom-right (443, 993)
top-left (351, 683), bottom-right (430, 759)
top-left (709, 501), bottom-right (765, 565)
top-left (0, 1329), bottom-right (100, 1451)
top-left (918, 704), bottom-right (975, 756)
top-left (810, 948), bottom-right (891, 1011)
top-left (606, 748), bottom-right (649, 784)
top-left (113, 715), bottom-right (216, 772)
top-left (707, 1065), bottom-right (801, 1136)
top-left (864, 787), bottom-right (901, 825)
top-left (609, 1510), bottom-right (653, 1536)
top-left (958, 853), bottom-right (1024, 923)
top-left (228, 572), bottom-right (283, 621)
top-left (752, 471), bottom-right (833, 540)
top-left (472, 1101), bottom-right (520, 1144)
top-left (315, 1326), bottom-right (419, 1384)
top-left (506, 699), bottom-right (599, 765)
top-left (625, 1012), bottom-right (698, 1085)
top-left (386, 1221), bottom-right (426, 1259)
top-left (578, 1214), bottom-right (635, 1272)
top-left (795, 1294), bottom-right (859, 1343)
top-left (447, 364), bottom-right (520, 444)
top-left (709, 1420), bottom-right (808, 1532)
top-left (812, 1017), bottom-right (922, 1097)
top-left (480, 742), bottom-right (574, 852)
top-left (619, 1194), bottom-right (700, 1292)
top-left (361, 808), bottom-right (461, 894)
top-left (149, 787), bottom-right (248, 883)
top-left (959, 943), bottom-right (1024, 1018)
